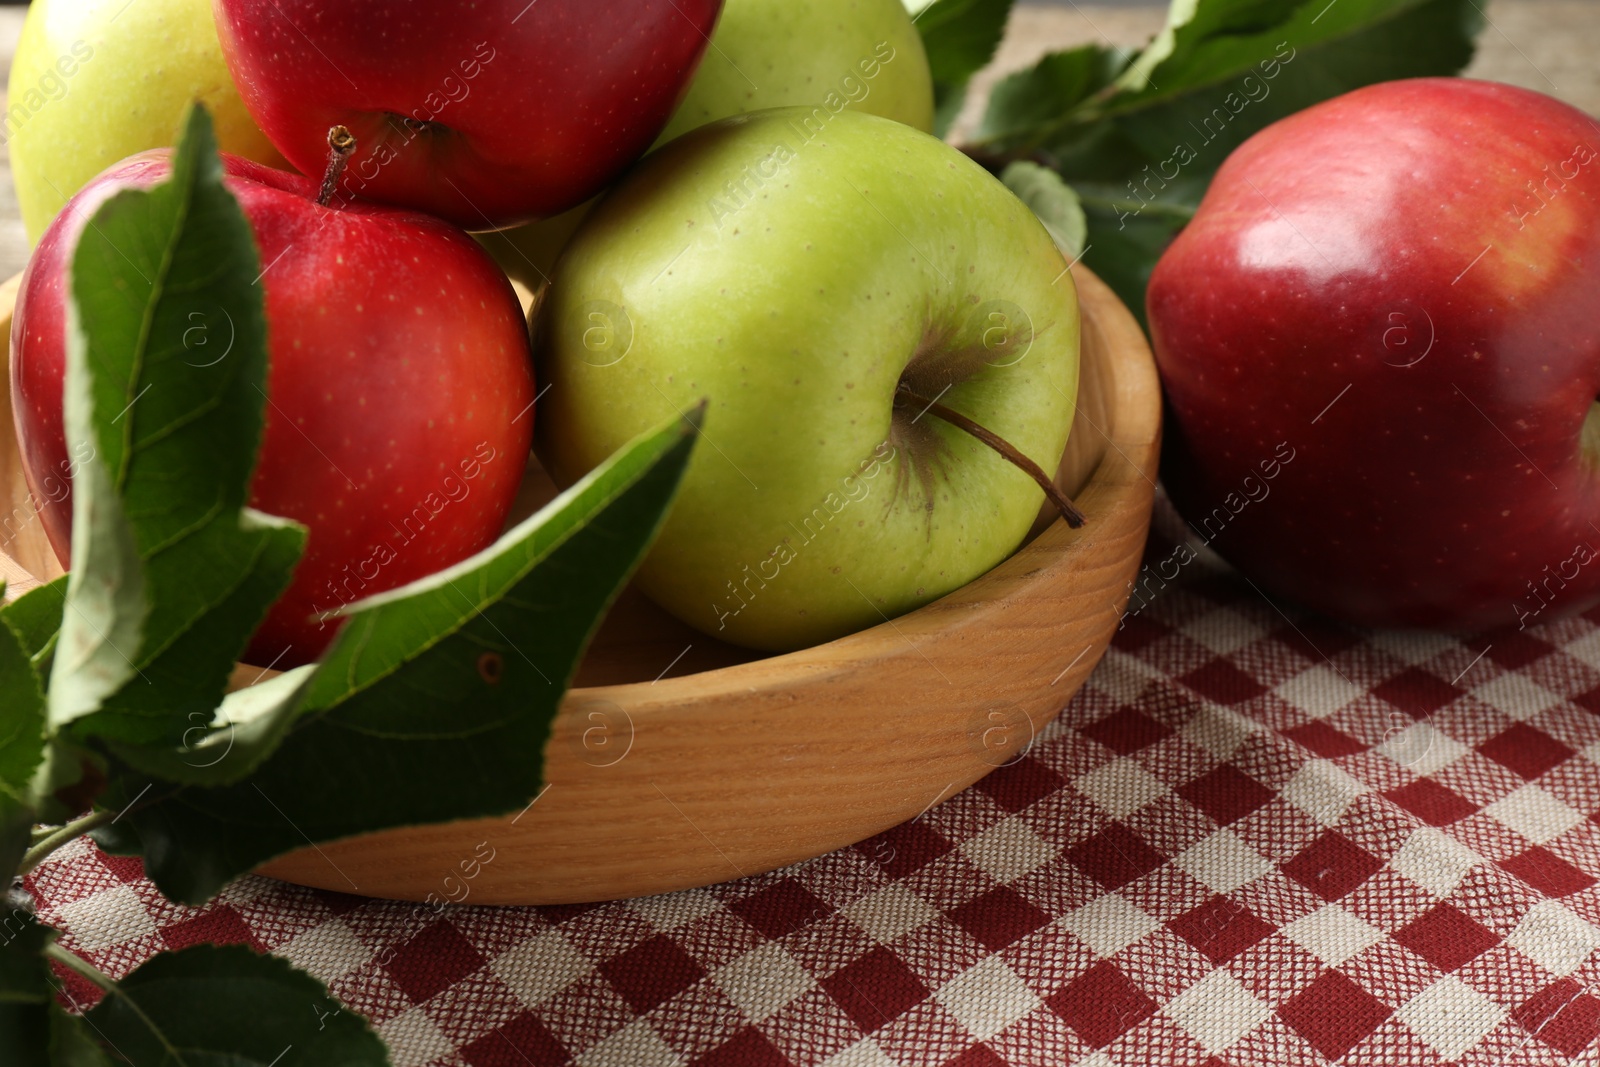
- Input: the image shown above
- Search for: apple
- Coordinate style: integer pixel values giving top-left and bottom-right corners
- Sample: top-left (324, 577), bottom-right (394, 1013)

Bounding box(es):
top-left (1147, 78), bottom-right (1600, 631)
top-left (211, 0), bottom-right (723, 230)
top-left (7, 0), bottom-right (285, 245)
top-left (482, 0), bottom-right (935, 288)
top-left (536, 108), bottom-right (1079, 651)
top-left (12, 150), bottom-right (535, 667)
top-left (656, 0), bottom-right (933, 146)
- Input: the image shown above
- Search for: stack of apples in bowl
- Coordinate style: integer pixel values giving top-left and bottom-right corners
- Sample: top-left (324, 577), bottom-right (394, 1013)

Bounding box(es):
top-left (0, 0), bottom-right (1160, 901)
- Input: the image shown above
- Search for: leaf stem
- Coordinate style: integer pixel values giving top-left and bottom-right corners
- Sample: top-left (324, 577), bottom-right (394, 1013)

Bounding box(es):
top-left (20, 810), bottom-right (117, 875)
top-left (43, 941), bottom-right (118, 993)
top-left (896, 386), bottom-right (1087, 528)
top-left (45, 941), bottom-right (188, 1063)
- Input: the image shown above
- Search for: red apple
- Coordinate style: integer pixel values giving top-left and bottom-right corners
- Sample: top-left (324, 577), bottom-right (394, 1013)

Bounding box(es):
top-left (211, 0), bottom-right (723, 229)
top-left (1148, 78), bottom-right (1600, 631)
top-left (11, 151), bottom-right (536, 666)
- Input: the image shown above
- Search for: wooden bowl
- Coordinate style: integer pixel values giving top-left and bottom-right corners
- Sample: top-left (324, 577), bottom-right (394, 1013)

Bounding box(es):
top-left (0, 264), bottom-right (1160, 905)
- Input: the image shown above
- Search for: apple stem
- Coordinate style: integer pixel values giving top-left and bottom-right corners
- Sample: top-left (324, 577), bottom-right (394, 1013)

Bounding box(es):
top-left (317, 125), bottom-right (357, 207)
top-left (896, 385), bottom-right (1086, 529)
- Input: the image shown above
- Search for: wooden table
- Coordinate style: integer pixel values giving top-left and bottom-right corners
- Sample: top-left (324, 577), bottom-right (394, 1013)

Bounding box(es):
top-left (0, 1), bottom-right (1594, 282)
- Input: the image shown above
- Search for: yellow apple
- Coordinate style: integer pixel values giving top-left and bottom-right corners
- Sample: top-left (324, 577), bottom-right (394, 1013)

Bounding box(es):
top-left (7, 0), bottom-right (285, 244)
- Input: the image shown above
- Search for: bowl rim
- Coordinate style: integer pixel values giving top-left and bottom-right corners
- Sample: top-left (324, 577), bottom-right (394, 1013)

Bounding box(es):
top-left (1, 262), bottom-right (1163, 904)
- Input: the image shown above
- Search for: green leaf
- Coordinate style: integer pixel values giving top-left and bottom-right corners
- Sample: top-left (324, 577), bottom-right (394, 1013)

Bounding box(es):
top-left (1112, 0), bottom-right (1296, 99)
top-left (0, 1003), bottom-right (50, 1066)
top-left (0, 915), bottom-right (53, 1003)
top-left (1102, 0), bottom-right (1484, 178)
top-left (1, 582), bottom-right (47, 852)
top-left (1078, 192), bottom-right (1197, 327)
top-left (23, 745), bottom-right (102, 831)
top-left (0, 921), bottom-right (102, 1067)
top-left (48, 1008), bottom-right (113, 1067)
top-left (963, 0), bottom-right (1482, 316)
top-left (0, 924), bottom-right (109, 1066)
top-left (910, 0), bottom-right (1014, 135)
top-left (912, 0), bottom-right (1014, 87)
top-left (1001, 161), bottom-right (1088, 260)
top-left (48, 105), bottom-right (306, 759)
top-left (931, 83), bottom-right (967, 140)
top-left (0, 1002), bottom-right (111, 1067)
top-left (1, 577), bottom-right (67, 670)
top-left (108, 412), bottom-right (699, 905)
top-left (0, 919), bottom-right (52, 1067)
top-left (1000, 0), bottom-right (1481, 166)
top-left (104, 664), bottom-right (317, 787)
top-left (81, 944), bottom-right (389, 1066)
top-left (0, 808), bottom-right (29, 883)
top-left (978, 44), bottom-right (1131, 145)
top-left (1, 595), bottom-right (47, 805)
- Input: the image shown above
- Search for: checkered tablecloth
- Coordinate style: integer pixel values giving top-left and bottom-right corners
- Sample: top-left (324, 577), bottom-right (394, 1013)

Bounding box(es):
top-left (24, 499), bottom-right (1600, 1067)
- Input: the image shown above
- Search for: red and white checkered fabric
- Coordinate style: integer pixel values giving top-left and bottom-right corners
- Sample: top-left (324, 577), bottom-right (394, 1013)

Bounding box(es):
top-left (26, 507), bottom-right (1600, 1066)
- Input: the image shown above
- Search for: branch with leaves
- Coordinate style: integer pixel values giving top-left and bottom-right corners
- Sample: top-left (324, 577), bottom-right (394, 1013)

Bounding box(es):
top-left (1, 107), bottom-right (699, 1067)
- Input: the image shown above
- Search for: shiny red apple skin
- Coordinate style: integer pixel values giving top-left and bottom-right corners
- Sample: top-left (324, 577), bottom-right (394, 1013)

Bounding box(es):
top-left (211, 0), bottom-right (723, 229)
top-left (1148, 78), bottom-right (1600, 631)
top-left (11, 151), bottom-right (535, 666)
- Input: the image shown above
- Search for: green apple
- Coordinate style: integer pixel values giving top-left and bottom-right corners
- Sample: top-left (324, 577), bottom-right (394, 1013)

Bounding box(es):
top-left (657, 0), bottom-right (934, 142)
top-left (8, 0), bottom-right (285, 244)
top-left (536, 108), bottom-right (1079, 651)
top-left (481, 0), bottom-right (934, 287)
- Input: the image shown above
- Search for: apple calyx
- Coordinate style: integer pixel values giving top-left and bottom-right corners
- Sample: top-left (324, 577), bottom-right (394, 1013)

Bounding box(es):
top-left (317, 124), bottom-right (357, 207)
top-left (894, 384), bottom-right (1086, 528)
top-left (397, 114), bottom-right (443, 137)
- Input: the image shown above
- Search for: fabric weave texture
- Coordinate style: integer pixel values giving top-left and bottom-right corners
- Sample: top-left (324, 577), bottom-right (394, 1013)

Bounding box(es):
top-left (25, 525), bottom-right (1600, 1067)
